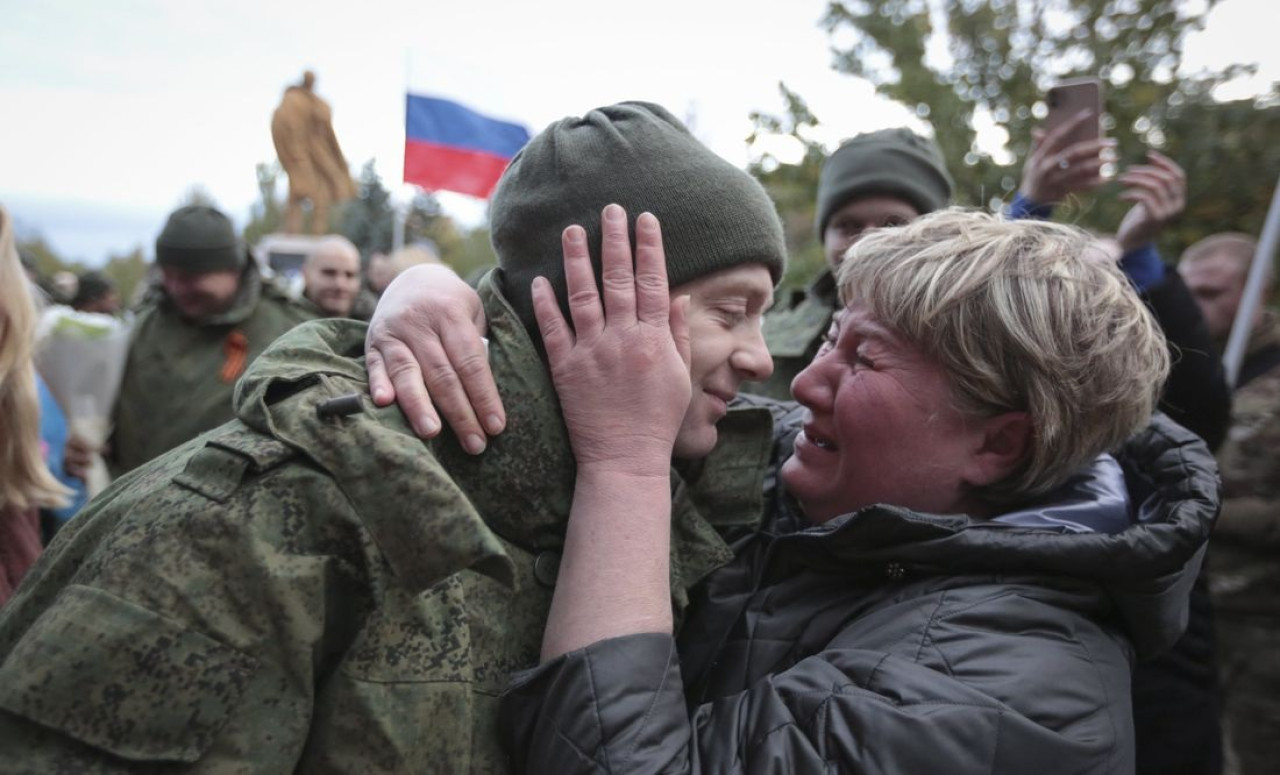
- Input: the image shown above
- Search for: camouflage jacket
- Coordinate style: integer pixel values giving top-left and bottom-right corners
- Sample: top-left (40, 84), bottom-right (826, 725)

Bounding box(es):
top-left (743, 270), bottom-right (837, 400)
top-left (0, 272), bottom-right (775, 773)
top-left (110, 265), bottom-right (314, 476)
top-left (1209, 311), bottom-right (1280, 620)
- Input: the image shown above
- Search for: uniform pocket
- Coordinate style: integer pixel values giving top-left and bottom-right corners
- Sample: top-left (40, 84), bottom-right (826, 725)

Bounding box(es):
top-left (0, 584), bottom-right (259, 763)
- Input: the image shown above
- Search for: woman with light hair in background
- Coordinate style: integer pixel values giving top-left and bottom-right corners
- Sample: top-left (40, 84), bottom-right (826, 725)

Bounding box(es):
top-left (0, 205), bottom-right (70, 605)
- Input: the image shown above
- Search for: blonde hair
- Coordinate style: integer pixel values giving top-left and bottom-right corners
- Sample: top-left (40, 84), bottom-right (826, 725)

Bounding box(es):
top-left (838, 208), bottom-right (1170, 504)
top-left (0, 205), bottom-right (71, 510)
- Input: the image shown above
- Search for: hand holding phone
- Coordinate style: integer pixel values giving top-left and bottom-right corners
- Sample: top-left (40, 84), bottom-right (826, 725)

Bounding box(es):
top-left (1018, 77), bottom-right (1114, 205)
top-left (1045, 78), bottom-right (1103, 148)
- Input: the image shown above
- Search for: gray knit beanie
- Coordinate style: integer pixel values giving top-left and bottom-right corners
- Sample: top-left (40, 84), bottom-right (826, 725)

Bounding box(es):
top-left (490, 101), bottom-right (787, 335)
top-left (155, 205), bottom-right (246, 273)
top-left (815, 128), bottom-right (954, 242)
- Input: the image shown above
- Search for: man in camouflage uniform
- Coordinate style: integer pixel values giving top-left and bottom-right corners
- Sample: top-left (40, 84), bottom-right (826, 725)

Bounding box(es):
top-left (746, 128), bottom-right (953, 398)
top-left (0, 102), bottom-right (786, 772)
top-left (110, 205), bottom-right (313, 475)
top-left (1179, 233), bottom-right (1280, 775)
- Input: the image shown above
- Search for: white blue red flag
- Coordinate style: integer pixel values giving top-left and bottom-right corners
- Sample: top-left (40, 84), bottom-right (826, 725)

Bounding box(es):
top-left (403, 94), bottom-right (530, 199)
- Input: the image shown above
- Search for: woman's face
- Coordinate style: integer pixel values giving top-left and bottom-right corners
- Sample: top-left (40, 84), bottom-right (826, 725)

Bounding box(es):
top-left (781, 303), bottom-right (988, 523)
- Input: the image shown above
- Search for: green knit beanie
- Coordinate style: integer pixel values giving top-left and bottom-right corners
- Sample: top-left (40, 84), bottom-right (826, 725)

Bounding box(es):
top-left (155, 205), bottom-right (246, 273)
top-left (815, 128), bottom-right (954, 242)
top-left (491, 101), bottom-right (787, 335)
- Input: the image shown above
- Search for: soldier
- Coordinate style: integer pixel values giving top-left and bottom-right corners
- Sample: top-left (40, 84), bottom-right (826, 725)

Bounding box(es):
top-left (0, 103), bottom-right (786, 772)
top-left (1179, 233), bottom-right (1280, 775)
top-left (109, 205), bottom-right (313, 475)
top-left (299, 234), bottom-right (365, 319)
top-left (747, 128), bottom-right (953, 398)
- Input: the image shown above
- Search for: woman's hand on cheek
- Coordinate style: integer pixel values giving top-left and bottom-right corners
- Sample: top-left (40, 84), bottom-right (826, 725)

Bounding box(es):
top-left (533, 205), bottom-right (692, 478)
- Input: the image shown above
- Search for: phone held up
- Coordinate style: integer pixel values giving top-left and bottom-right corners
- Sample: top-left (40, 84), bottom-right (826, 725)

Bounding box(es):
top-left (1044, 77), bottom-right (1104, 148)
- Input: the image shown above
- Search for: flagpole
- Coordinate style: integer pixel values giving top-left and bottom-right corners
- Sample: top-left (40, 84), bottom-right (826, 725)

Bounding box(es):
top-left (1223, 173), bottom-right (1280, 388)
top-left (393, 205), bottom-right (407, 252)
top-left (395, 47), bottom-right (412, 254)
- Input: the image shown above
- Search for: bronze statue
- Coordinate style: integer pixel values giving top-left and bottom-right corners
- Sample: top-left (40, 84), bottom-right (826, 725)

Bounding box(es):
top-left (271, 71), bottom-right (357, 235)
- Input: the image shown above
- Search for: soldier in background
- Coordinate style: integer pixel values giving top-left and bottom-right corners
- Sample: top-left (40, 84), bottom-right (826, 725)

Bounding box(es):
top-left (69, 271), bottom-right (119, 315)
top-left (1179, 233), bottom-right (1280, 775)
top-left (747, 128), bottom-right (952, 398)
top-left (299, 235), bottom-right (364, 319)
top-left (271, 70), bottom-right (357, 235)
top-left (109, 205), bottom-right (312, 475)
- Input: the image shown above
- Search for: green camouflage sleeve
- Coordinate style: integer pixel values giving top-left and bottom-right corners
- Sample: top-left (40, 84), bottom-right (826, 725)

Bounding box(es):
top-left (0, 429), bottom-right (379, 772)
top-left (1215, 369), bottom-right (1280, 544)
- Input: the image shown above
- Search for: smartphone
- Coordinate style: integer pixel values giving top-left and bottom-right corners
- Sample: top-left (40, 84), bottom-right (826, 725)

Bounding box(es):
top-left (1045, 78), bottom-right (1103, 147)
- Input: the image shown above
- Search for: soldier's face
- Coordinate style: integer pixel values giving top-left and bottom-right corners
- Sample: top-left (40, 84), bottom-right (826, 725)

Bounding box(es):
top-left (823, 196), bottom-right (920, 272)
top-left (670, 264), bottom-right (775, 459)
top-left (161, 267), bottom-right (241, 319)
top-left (1179, 253), bottom-right (1248, 342)
top-left (304, 247), bottom-right (361, 317)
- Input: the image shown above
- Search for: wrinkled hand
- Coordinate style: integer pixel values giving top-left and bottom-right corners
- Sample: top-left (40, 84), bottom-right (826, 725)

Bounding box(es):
top-left (1115, 150), bottom-right (1186, 254)
top-left (63, 434), bottom-right (98, 481)
top-left (365, 263), bottom-right (505, 453)
top-left (533, 204), bottom-right (692, 478)
top-left (1019, 110), bottom-right (1115, 205)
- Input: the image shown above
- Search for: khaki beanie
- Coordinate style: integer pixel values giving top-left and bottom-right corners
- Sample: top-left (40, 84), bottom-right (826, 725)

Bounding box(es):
top-left (815, 128), bottom-right (954, 242)
top-left (491, 101), bottom-right (787, 335)
top-left (155, 205), bottom-right (246, 273)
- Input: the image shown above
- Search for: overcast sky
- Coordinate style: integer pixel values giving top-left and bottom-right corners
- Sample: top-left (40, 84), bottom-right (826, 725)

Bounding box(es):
top-left (1, 0), bottom-right (1275, 267)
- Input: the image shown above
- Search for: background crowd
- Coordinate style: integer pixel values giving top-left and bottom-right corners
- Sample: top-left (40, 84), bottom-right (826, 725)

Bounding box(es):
top-left (2, 45), bottom-right (1278, 775)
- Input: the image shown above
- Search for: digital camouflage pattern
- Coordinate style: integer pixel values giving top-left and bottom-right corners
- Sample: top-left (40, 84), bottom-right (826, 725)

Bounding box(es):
top-left (110, 264), bottom-right (314, 476)
top-left (1209, 311), bottom-right (1280, 774)
top-left (0, 271), bottom-right (775, 773)
top-left (743, 270), bottom-right (838, 400)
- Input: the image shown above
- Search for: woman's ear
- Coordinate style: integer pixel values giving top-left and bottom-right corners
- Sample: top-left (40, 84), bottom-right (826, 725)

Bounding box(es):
top-left (963, 411), bottom-right (1033, 487)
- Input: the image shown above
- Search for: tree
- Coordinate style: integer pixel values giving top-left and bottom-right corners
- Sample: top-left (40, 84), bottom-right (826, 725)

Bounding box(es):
top-left (243, 162), bottom-right (286, 246)
top-left (749, 0), bottom-right (1276, 272)
top-left (746, 85), bottom-right (829, 289)
top-left (178, 185), bottom-right (220, 209)
top-left (15, 233), bottom-right (76, 281)
top-left (1158, 91), bottom-right (1280, 256)
top-left (339, 160), bottom-right (463, 264)
top-left (100, 247), bottom-right (150, 307)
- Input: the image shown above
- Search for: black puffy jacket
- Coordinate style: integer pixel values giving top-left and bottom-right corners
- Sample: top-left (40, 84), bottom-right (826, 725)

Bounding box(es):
top-left (501, 414), bottom-right (1219, 774)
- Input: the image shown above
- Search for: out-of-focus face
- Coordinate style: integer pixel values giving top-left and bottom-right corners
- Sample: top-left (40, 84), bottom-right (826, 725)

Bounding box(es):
top-left (303, 245), bottom-right (361, 317)
top-left (781, 303), bottom-right (986, 523)
top-left (79, 291), bottom-right (120, 315)
top-left (670, 264), bottom-right (775, 459)
top-left (1179, 252), bottom-right (1248, 342)
top-left (823, 196), bottom-right (920, 271)
top-left (161, 267), bottom-right (241, 320)
top-left (366, 253), bottom-right (397, 294)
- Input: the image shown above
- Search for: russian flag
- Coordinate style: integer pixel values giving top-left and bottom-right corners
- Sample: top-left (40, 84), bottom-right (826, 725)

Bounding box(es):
top-left (404, 94), bottom-right (531, 199)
